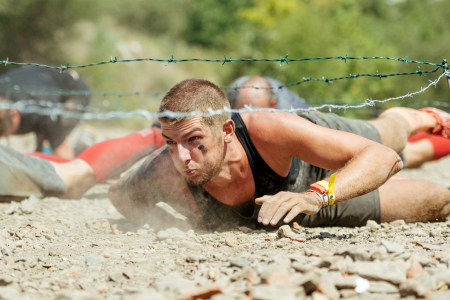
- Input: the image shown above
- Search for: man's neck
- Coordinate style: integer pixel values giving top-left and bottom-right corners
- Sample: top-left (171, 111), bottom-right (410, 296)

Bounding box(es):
top-left (202, 138), bottom-right (249, 190)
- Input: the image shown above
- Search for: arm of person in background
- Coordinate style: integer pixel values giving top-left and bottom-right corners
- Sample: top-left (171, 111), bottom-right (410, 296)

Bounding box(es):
top-left (243, 111), bottom-right (402, 226)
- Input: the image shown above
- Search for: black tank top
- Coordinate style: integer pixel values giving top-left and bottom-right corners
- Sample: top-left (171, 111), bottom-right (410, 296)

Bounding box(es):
top-left (187, 113), bottom-right (300, 230)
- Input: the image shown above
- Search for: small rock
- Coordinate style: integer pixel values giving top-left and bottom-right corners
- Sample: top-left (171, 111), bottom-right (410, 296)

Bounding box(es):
top-left (316, 277), bottom-right (339, 300)
top-left (230, 266), bottom-right (257, 282)
top-left (143, 224), bottom-right (150, 230)
top-left (136, 229), bottom-right (148, 236)
top-left (225, 236), bottom-right (236, 247)
top-left (251, 285), bottom-right (302, 300)
top-left (181, 284), bottom-right (222, 300)
top-left (277, 225), bottom-right (294, 239)
top-left (292, 262), bottom-right (320, 273)
top-left (238, 226), bottom-right (252, 233)
top-left (348, 249), bottom-right (370, 261)
top-left (86, 256), bottom-right (105, 265)
top-left (419, 243), bottom-right (445, 251)
top-left (430, 229), bottom-right (441, 237)
top-left (21, 205), bottom-right (33, 214)
top-left (261, 266), bottom-right (291, 286)
top-left (0, 275), bottom-right (14, 286)
top-left (230, 258), bottom-right (248, 268)
top-left (101, 248), bottom-right (120, 259)
top-left (407, 260), bottom-right (424, 278)
top-left (368, 281), bottom-right (399, 293)
top-left (390, 220), bottom-right (406, 227)
top-left (0, 287), bottom-right (20, 300)
top-left (165, 228), bottom-right (186, 239)
top-left (108, 272), bottom-right (125, 283)
top-left (370, 246), bottom-right (387, 260)
top-left (339, 289), bottom-right (358, 299)
top-left (54, 229), bottom-right (64, 237)
top-left (43, 234), bottom-right (53, 241)
top-left (186, 255), bottom-right (199, 263)
top-left (291, 271), bottom-right (321, 294)
top-left (178, 240), bottom-right (203, 250)
top-left (49, 249), bottom-right (57, 256)
top-left (380, 239), bottom-right (405, 253)
top-left (347, 261), bottom-right (407, 284)
top-left (399, 279), bottom-right (432, 298)
top-left (311, 291), bottom-right (329, 300)
top-left (366, 220), bottom-right (380, 229)
top-left (416, 273), bottom-right (437, 291)
top-left (3, 208), bottom-right (14, 215)
top-left (354, 277), bottom-right (370, 293)
top-left (156, 231), bottom-right (170, 241)
top-left (1, 247), bottom-right (11, 257)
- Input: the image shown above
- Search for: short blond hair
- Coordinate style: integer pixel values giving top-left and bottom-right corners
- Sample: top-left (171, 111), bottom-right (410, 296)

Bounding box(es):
top-left (158, 79), bottom-right (230, 136)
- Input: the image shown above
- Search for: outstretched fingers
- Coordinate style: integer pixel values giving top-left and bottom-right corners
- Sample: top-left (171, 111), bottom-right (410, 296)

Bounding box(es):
top-left (256, 192), bottom-right (303, 226)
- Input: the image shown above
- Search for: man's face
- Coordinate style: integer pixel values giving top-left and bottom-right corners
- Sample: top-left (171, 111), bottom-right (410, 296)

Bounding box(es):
top-left (161, 117), bottom-right (225, 186)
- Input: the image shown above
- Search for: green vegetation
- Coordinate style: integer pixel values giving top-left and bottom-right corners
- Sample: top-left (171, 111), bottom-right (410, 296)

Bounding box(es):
top-left (0, 0), bottom-right (449, 118)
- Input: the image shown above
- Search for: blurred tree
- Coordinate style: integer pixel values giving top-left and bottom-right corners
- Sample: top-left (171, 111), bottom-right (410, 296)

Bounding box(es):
top-left (0, 0), bottom-right (99, 67)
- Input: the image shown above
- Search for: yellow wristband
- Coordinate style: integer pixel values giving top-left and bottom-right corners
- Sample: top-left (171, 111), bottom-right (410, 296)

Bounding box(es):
top-left (328, 173), bottom-right (337, 205)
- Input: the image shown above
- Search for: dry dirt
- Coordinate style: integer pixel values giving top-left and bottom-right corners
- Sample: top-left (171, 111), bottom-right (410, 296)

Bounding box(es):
top-left (1, 135), bottom-right (450, 300)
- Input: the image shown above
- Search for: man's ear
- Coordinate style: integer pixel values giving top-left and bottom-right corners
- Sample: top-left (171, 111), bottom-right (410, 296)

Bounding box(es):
top-left (223, 119), bottom-right (235, 143)
top-left (269, 98), bottom-right (277, 109)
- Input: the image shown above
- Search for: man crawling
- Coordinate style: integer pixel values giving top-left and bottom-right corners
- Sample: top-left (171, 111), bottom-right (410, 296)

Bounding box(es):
top-left (108, 78), bottom-right (450, 231)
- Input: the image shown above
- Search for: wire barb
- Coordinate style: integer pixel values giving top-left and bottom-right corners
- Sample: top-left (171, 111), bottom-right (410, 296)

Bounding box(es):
top-left (222, 55), bottom-right (232, 65)
top-left (165, 55), bottom-right (176, 66)
top-left (279, 54), bottom-right (289, 66)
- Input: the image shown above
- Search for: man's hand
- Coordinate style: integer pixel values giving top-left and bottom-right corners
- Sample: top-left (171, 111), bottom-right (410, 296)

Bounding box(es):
top-left (255, 191), bottom-right (322, 226)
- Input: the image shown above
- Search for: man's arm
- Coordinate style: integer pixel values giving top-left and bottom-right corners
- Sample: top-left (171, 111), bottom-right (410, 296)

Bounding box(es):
top-left (243, 111), bottom-right (402, 225)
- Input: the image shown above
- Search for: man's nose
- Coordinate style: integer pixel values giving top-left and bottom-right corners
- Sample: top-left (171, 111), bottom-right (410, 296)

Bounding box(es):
top-left (177, 143), bottom-right (191, 164)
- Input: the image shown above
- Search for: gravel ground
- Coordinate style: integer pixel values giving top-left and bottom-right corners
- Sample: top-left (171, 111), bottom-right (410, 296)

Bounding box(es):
top-left (1, 136), bottom-right (450, 299)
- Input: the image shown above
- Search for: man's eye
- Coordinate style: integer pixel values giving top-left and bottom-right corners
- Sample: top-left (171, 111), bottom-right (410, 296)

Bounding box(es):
top-left (166, 140), bottom-right (176, 145)
top-left (189, 136), bottom-right (200, 142)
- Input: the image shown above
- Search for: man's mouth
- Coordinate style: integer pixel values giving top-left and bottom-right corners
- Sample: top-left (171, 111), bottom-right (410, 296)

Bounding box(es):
top-left (185, 169), bottom-right (197, 176)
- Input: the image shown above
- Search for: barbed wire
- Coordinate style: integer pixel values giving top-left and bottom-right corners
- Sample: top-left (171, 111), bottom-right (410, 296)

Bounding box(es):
top-left (0, 66), bottom-right (442, 99)
top-left (4, 97), bottom-right (449, 115)
top-left (1, 70), bottom-right (447, 121)
top-left (0, 56), bottom-right (447, 71)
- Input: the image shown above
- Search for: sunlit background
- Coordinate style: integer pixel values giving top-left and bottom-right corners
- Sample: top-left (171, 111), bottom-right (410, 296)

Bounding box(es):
top-left (0, 0), bottom-right (449, 123)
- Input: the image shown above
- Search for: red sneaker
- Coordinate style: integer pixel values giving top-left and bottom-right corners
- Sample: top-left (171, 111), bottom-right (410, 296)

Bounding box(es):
top-left (419, 107), bottom-right (450, 138)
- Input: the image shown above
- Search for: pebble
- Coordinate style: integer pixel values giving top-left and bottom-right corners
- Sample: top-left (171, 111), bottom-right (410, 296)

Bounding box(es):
top-left (347, 261), bottom-right (407, 284)
top-left (54, 229), bottom-right (64, 236)
top-left (1, 246), bottom-right (11, 257)
top-left (399, 279), bottom-right (432, 298)
top-left (230, 258), bottom-right (248, 268)
top-left (366, 220), bottom-right (380, 229)
top-left (367, 281), bottom-right (399, 293)
top-left (225, 236), bottom-right (236, 247)
top-left (86, 256), bottom-right (105, 265)
top-left (380, 239), bottom-right (405, 253)
top-left (277, 225), bottom-right (295, 239)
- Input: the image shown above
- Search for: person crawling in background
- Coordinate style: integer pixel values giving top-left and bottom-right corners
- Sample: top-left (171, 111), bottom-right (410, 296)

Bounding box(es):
top-left (0, 66), bottom-right (91, 159)
top-left (227, 76), bottom-right (450, 168)
top-left (109, 78), bottom-right (450, 231)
